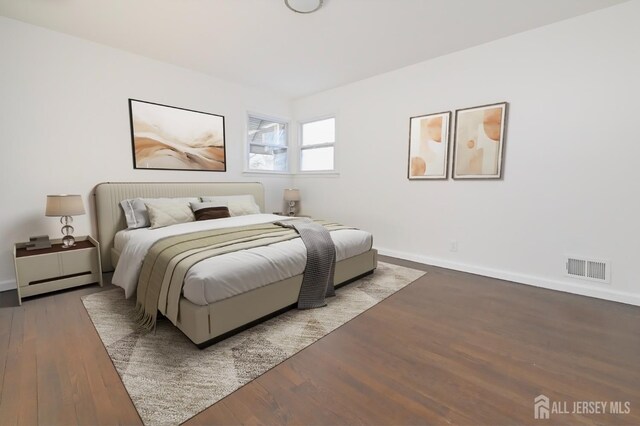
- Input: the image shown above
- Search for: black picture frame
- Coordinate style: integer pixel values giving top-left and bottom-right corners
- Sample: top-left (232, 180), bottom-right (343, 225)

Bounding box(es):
top-left (128, 98), bottom-right (226, 172)
top-left (451, 102), bottom-right (509, 180)
top-left (407, 111), bottom-right (451, 180)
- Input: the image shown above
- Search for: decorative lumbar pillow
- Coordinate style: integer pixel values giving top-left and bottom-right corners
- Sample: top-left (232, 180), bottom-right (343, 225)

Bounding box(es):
top-left (190, 201), bottom-right (231, 221)
top-left (120, 197), bottom-right (198, 229)
top-left (200, 195), bottom-right (260, 217)
top-left (145, 199), bottom-right (196, 229)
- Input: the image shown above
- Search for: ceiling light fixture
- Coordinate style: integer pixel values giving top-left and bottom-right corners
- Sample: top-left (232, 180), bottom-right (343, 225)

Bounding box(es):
top-left (284, 0), bottom-right (323, 14)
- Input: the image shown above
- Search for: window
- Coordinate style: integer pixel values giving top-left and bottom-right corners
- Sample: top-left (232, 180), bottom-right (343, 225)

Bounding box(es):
top-left (300, 117), bottom-right (335, 172)
top-left (247, 114), bottom-right (288, 172)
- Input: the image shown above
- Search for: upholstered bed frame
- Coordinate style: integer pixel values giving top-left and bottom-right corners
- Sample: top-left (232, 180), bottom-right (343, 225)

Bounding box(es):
top-left (93, 182), bottom-right (377, 347)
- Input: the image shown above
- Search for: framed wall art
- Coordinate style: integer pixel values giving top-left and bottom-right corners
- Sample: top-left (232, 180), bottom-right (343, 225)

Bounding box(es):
top-left (452, 102), bottom-right (508, 179)
top-left (128, 99), bottom-right (226, 172)
top-left (407, 111), bottom-right (451, 180)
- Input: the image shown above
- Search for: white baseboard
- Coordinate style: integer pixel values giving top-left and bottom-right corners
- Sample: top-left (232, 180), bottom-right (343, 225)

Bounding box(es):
top-left (0, 279), bottom-right (16, 293)
top-left (377, 247), bottom-right (640, 307)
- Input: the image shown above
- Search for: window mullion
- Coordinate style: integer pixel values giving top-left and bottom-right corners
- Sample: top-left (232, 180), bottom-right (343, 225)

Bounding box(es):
top-left (250, 142), bottom-right (288, 149)
top-left (300, 142), bottom-right (334, 150)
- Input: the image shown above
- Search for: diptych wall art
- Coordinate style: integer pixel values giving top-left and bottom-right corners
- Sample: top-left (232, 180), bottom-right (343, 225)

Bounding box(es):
top-left (406, 102), bottom-right (508, 180)
top-left (452, 102), bottom-right (508, 179)
top-left (129, 99), bottom-right (226, 171)
top-left (407, 111), bottom-right (451, 180)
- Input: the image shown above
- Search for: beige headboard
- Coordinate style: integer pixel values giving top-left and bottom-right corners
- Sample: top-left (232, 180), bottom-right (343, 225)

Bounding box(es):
top-left (93, 182), bottom-right (265, 272)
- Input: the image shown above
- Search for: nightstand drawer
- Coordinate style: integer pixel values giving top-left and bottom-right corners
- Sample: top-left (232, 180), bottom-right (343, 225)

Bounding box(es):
top-left (17, 254), bottom-right (61, 286)
top-left (60, 248), bottom-right (97, 275)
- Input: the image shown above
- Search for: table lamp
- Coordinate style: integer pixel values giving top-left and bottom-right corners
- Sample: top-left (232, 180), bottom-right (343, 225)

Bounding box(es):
top-left (283, 189), bottom-right (300, 216)
top-left (46, 194), bottom-right (86, 248)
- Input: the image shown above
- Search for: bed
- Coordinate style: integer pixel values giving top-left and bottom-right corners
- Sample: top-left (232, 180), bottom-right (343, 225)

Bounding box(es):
top-left (94, 182), bottom-right (378, 347)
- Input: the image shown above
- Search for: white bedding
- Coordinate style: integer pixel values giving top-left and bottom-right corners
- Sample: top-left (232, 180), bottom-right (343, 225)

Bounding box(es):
top-left (112, 214), bottom-right (373, 305)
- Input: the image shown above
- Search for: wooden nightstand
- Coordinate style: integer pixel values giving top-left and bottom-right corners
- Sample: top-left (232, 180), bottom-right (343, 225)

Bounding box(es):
top-left (13, 236), bottom-right (103, 305)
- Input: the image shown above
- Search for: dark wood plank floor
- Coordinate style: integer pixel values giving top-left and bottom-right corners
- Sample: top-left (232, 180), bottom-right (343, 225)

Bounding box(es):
top-left (1, 256), bottom-right (639, 425)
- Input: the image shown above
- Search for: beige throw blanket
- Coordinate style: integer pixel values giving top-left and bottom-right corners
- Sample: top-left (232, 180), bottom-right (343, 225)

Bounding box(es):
top-left (134, 221), bottom-right (349, 330)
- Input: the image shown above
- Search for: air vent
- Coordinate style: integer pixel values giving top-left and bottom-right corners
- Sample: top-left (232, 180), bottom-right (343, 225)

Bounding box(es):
top-left (565, 256), bottom-right (610, 283)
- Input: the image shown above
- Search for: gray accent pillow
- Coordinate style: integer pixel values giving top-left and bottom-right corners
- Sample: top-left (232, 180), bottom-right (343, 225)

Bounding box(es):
top-left (120, 198), bottom-right (149, 229)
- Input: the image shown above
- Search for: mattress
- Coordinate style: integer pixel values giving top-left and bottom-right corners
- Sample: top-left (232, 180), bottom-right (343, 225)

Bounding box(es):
top-left (112, 214), bottom-right (373, 305)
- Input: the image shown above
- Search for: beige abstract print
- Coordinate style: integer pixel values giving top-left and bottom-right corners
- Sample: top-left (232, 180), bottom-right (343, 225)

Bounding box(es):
top-left (130, 100), bottom-right (226, 171)
top-left (453, 103), bottom-right (507, 179)
top-left (408, 111), bottom-right (450, 179)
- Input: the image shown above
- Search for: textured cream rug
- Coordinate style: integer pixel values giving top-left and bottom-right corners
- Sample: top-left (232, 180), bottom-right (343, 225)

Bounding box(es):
top-left (82, 262), bottom-right (425, 425)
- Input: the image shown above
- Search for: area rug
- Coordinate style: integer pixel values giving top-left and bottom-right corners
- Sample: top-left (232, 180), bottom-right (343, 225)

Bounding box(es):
top-left (82, 262), bottom-right (425, 425)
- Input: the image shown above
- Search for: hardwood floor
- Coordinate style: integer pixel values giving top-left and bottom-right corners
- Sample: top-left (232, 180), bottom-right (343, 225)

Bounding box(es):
top-left (0, 256), bottom-right (639, 425)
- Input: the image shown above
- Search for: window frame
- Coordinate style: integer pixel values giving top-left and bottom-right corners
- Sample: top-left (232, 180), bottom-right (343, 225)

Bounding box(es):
top-left (297, 115), bottom-right (338, 175)
top-left (244, 111), bottom-right (292, 175)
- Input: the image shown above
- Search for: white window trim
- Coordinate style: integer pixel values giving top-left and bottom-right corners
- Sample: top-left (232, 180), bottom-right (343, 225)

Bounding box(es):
top-left (244, 111), bottom-right (292, 175)
top-left (297, 114), bottom-right (339, 175)
top-left (242, 170), bottom-right (294, 177)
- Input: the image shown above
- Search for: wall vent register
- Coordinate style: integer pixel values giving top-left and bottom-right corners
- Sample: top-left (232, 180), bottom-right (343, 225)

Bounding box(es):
top-left (565, 256), bottom-right (610, 283)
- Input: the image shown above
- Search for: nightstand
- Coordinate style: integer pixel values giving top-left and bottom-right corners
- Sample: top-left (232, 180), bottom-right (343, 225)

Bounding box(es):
top-left (13, 236), bottom-right (103, 305)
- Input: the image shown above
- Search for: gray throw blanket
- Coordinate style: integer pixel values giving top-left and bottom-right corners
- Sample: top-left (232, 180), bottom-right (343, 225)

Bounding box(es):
top-left (276, 220), bottom-right (336, 309)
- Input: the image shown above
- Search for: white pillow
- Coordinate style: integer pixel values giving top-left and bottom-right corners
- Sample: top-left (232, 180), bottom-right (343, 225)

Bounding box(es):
top-left (145, 199), bottom-right (196, 229)
top-left (200, 195), bottom-right (260, 217)
top-left (120, 197), bottom-right (198, 229)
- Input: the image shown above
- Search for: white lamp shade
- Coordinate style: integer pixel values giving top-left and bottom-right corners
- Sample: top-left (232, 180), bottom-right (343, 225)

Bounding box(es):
top-left (45, 195), bottom-right (86, 217)
top-left (283, 189), bottom-right (300, 202)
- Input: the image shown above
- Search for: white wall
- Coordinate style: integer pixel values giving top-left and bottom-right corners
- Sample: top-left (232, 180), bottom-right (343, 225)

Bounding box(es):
top-left (0, 17), bottom-right (293, 289)
top-left (293, 2), bottom-right (640, 305)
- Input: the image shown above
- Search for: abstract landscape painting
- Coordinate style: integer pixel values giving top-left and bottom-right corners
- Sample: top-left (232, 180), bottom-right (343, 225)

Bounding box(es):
top-left (129, 99), bottom-right (226, 171)
top-left (452, 102), bottom-right (507, 179)
top-left (408, 111), bottom-right (451, 180)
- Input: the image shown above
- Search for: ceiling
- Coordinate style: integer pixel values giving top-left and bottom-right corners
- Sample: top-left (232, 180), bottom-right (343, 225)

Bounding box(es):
top-left (0, 0), bottom-right (626, 98)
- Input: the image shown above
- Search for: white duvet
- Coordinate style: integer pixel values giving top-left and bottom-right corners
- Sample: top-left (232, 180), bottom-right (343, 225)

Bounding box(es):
top-left (112, 214), bottom-right (373, 305)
